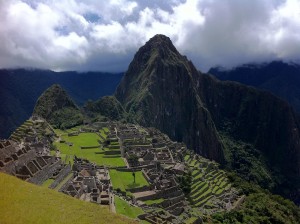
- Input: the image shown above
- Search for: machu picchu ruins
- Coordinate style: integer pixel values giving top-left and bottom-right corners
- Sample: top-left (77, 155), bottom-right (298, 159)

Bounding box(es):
top-left (0, 117), bottom-right (244, 223)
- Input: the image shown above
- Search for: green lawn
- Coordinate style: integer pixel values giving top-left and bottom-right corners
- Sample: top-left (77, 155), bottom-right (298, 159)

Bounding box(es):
top-left (53, 132), bottom-right (125, 167)
top-left (143, 198), bottom-right (164, 205)
top-left (110, 170), bottom-right (149, 192)
top-left (115, 196), bottom-right (144, 219)
top-left (0, 172), bottom-right (137, 224)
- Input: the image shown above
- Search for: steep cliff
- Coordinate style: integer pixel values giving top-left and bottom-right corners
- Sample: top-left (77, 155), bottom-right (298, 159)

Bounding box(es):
top-left (115, 35), bottom-right (224, 162)
top-left (115, 34), bottom-right (300, 198)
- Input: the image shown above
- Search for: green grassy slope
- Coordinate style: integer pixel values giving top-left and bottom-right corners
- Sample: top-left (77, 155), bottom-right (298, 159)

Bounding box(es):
top-left (0, 173), bottom-right (137, 224)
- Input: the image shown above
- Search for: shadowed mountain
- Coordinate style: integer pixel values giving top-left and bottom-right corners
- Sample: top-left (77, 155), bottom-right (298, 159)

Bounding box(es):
top-left (0, 69), bottom-right (123, 138)
top-left (33, 84), bottom-right (83, 129)
top-left (209, 61), bottom-right (300, 113)
top-left (115, 34), bottom-right (224, 163)
top-left (115, 34), bottom-right (300, 200)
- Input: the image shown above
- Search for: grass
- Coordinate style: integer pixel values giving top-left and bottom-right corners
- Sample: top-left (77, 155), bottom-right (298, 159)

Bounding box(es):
top-left (42, 178), bottom-right (55, 187)
top-left (110, 170), bottom-right (149, 192)
top-left (54, 173), bottom-right (73, 191)
top-left (0, 172), bottom-right (137, 224)
top-left (115, 196), bottom-right (144, 219)
top-left (53, 132), bottom-right (125, 167)
top-left (143, 198), bottom-right (164, 205)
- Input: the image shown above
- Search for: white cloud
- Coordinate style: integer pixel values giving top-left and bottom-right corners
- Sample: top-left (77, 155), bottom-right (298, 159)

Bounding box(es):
top-left (0, 0), bottom-right (300, 72)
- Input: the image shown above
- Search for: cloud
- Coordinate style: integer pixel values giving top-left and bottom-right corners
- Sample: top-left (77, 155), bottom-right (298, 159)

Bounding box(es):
top-left (0, 0), bottom-right (300, 72)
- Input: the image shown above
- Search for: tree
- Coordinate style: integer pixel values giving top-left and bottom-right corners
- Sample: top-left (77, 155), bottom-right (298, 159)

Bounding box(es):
top-left (132, 171), bottom-right (136, 183)
top-left (128, 154), bottom-right (139, 167)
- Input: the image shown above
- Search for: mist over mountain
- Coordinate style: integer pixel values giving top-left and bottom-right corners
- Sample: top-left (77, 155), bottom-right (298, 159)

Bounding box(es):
top-left (0, 69), bottom-right (122, 138)
top-left (115, 34), bottom-right (300, 200)
top-left (209, 61), bottom-right (300, 113)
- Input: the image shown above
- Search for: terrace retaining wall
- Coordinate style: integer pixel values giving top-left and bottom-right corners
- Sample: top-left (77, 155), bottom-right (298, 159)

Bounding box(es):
top-left (49, 164), bottom-right (72, 189)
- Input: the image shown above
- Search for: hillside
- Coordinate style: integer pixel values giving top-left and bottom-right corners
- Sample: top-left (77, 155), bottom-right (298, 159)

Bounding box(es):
top-left (115, 34), bottom-right (300, 201)
top-left (209, 61), bottom-right (300, 113)
top-left (84, 96), bottom-right (128, 122)
top-left (33, 84), bottom-right (83, 129)
top-left (0, 172), bottom-right (137, 224)
top-left (0, 69), bottom-right (123, 138)
top-left (115, 34), bottom-right (224, 163)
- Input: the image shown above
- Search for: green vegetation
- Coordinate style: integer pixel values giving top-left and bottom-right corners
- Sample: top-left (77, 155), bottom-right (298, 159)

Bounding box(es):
top-left (84, 96), bottom-right (128, 122)
top-left (184, 153), bottom-right (232, 209)
top-left (0, 172), bottom-right (137, 224)
top-left (10, 119), bottom-right (54, 142)
top-left (115, 196), bottom-right (144, 219)
top-left (50, 107), bottom-right (83, 129)
top-left (53, 131), bottom-right (125, 167)
top-left (110, 170), bottom-right (149, 192)
top-left (178, 170), bottom-right (192, 194)
top-left (143, 198), bottom-right (164, 205)
top-left (42, 178), bottom-right (54, 187)
top-left (220, 132), bottom-right (279, 190)
top-left (206, 173), bottom-right (300, 224)
top-left (33, 84), bottom-right (83, 129)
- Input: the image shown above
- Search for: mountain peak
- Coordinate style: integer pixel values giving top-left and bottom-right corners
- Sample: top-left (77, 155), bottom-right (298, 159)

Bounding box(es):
top-left (145, 34), bottom-right (176, 50)
top-left (33, 84), bottom-right (83, 128)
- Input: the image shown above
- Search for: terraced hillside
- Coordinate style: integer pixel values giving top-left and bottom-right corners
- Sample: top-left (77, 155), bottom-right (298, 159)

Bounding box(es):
top-left (53, 126), bottom-right (125, 167)
top-left (10, 118), bottom-right (55, 142)
top-left (184, 153), bottom-right (238, 213)
top-left (49, 122), bottom-right (242, 223)
top-left (2, 120), bottom-right (300, 223)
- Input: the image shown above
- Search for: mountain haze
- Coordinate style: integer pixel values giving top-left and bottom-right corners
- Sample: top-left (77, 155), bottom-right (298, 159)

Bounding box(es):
top-left (115, 34), bottom-right (300, 199)
top-left (0, 69), bottom-right (122, 138)
top-left (209, 61), bottom-right (300, 113)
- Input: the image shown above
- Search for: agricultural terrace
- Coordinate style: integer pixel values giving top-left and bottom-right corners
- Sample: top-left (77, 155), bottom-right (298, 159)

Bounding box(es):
top-left (53, 127), bottom-right (125, 167)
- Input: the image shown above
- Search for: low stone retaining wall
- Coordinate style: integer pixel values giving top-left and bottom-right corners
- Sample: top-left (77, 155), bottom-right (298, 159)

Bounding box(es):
top-left (80, 145), bottom-right (100, 149)
top-left (49, 164), bottom-right (72, 189)
top-left (127, 185), bottom-right (151, 193)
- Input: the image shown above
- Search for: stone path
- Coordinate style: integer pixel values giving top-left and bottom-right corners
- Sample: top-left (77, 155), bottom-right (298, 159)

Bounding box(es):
top-left (110, 193), bottom-right (116, 213)
top-left (133, 190), bottom-right (156, 200)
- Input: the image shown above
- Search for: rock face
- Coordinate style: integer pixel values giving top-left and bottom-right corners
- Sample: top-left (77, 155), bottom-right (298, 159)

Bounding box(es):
top-left (33, 84), bottom-right (83, 128)
top-left (116, 35), bottom-right (224, 163)
top-left (115, 34), bottom-right (300, 195)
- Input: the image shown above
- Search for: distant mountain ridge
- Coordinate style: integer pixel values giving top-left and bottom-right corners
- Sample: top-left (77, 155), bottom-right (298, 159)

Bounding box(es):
top-left (0, 69), bottom-right (123, 138)
top-left (209, 61), bottom-right (300, 113)
top-left (115, 34), bottom-right (300, 200)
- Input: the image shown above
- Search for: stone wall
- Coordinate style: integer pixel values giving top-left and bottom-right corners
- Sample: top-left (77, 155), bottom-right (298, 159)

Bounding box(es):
top-left (49, 164), bottom-right (72, 189)
top-left (80, 145), bottom-right (100, 149)
top-left (15, 150), bottom-right (36, 167)
top-left (28, 159), bottom-right (61, 185)
top-left (127, 185), bottom-right (151, 193)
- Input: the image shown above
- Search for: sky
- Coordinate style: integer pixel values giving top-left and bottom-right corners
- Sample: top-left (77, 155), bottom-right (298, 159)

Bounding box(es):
top-left (0, 0), bottom-right (300, 72)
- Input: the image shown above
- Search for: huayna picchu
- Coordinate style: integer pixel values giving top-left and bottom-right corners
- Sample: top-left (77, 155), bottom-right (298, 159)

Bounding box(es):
top-left (1, 34), bottom-right (300, 224)
top-left (115, 34), bottom-right (300, 201)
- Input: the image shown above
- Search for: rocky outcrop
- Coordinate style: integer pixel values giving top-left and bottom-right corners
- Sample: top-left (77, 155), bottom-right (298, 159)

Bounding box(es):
top-left (116, 35), bottom-right (224, 163)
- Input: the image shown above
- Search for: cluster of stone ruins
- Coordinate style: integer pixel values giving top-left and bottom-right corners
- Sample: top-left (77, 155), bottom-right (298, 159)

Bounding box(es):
top-left (0, 117), bottom-right (242, 224)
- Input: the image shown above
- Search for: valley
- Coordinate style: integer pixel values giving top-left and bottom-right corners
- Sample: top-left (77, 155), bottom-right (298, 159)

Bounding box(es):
top-left (1, 34), bottom-right (300, 224)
